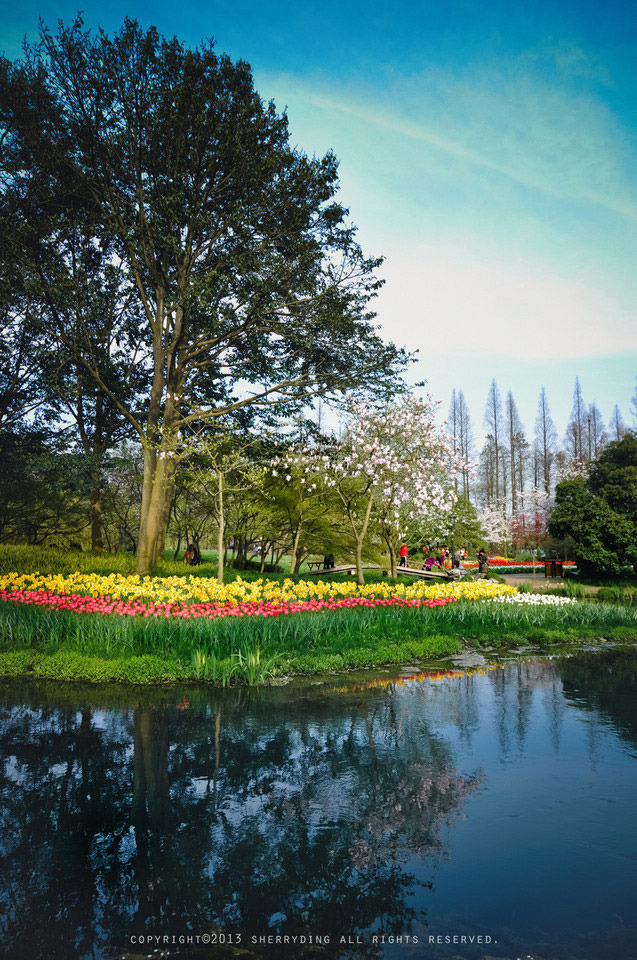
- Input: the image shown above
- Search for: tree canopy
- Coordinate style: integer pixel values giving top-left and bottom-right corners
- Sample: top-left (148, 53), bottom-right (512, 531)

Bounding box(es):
top-left (1, 16), bottom-right (410, 570)
top-left (549, 435), bottom-right (637, 575)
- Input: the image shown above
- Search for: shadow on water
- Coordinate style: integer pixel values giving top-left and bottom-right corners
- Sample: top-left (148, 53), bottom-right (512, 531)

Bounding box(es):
top-left (0, 648), bottom-right (636, 960)
top-left (0, 677), bottom-right (482, 960)
top-left (558, 646), bottom-right (637, 748)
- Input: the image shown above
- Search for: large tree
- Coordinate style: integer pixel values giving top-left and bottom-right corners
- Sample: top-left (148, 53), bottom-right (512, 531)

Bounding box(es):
top-left (447, 389), bottom-right (473, 501)
top-left (2, 17), bottom-right (408, 571)
top-left (549, 435), bottom-right (637, 575)
top-left (610, 404), bottom-right (628, 443)
top-left (324, 397), bottom-right (465, 581)
top-left (505, 390), bottom-right (525, 517)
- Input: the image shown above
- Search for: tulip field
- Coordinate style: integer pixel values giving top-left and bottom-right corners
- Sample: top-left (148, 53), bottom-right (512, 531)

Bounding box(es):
top-left (0, 570), bottom-right (516, 614)
top-left (0, 564), bottom-right (636, 685)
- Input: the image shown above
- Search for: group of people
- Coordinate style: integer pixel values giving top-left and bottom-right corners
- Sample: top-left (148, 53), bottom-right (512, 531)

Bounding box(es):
top-left (410, 544), bottom-right (469, 570)
top-left (184, 540), bottom-right (490, 575)
top-left (397, 543), bottom-right (490, 577)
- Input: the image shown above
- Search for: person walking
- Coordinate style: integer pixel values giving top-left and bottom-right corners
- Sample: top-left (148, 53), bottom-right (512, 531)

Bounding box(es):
top-left (399, 543), bottom-right (409, 567)
top-left (477, 548), bottom-right (489, 577)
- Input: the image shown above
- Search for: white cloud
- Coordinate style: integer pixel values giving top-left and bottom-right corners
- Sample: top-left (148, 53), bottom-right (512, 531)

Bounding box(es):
top-left (375, 248), bottom-right (637, 361)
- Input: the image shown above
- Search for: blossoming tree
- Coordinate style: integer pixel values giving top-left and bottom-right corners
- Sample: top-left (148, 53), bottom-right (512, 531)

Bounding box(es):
top-left (324, 397), bottom-right (471, 582)
top-left (477, 501), bottom-right (511, 552)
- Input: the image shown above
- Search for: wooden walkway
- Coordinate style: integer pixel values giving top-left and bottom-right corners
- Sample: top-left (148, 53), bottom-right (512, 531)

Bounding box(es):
top-left (303, 564), bottom-right (452, 581)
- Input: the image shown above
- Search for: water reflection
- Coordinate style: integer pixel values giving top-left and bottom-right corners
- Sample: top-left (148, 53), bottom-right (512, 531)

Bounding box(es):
top-left (559, 647), bottom-right (637, 749)
top-left (0, 676), bottom-right (481, 959)
top-left (0, 649), bottom-right (636, 960)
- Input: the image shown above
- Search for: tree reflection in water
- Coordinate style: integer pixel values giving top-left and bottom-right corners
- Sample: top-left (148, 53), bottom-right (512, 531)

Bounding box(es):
top-left (0, 679), bottom-right (483, 960)
top-left (558, 647), bottom-right (637, 749)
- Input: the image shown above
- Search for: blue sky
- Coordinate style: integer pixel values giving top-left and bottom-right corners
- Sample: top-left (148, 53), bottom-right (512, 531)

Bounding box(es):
top-left (3, 0), bottom-right (636, 443)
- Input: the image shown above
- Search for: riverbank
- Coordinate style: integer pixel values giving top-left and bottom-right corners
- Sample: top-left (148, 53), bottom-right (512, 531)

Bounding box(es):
top-left (1, 597), bottom-right (636, 685)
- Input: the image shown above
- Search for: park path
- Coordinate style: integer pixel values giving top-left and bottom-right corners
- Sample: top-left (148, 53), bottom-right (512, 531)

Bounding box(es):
top-left (502, 573), bottom-right (599, 596)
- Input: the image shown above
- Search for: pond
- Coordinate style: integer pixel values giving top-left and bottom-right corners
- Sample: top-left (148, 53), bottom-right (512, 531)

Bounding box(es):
top-left (1, 646), bottom-right (636, 960)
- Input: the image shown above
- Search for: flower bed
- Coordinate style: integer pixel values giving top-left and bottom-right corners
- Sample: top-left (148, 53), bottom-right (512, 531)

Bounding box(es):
top-left (482, 594), bottom-right (577, 606)
top-left (0, 589), bottom-right (460, 620)
top-left (0, 571), bottom-right (516, 620)
top-left (464, 557), bottom-right (575, 568)
top-left (463, 560), bottom-right (575, 574)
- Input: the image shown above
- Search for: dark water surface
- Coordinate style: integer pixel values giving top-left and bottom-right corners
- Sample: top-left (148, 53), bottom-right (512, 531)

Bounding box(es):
top-left (1, 648), bottom-right (636, 960)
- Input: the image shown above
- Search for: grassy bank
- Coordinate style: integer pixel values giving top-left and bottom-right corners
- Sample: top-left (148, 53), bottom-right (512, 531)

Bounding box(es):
top-left (0, 543), bottom-right (387, 584)
top-left (1, 598), bottom-right (636, 685)
top-left (0, 543), bottom-right (256, 580)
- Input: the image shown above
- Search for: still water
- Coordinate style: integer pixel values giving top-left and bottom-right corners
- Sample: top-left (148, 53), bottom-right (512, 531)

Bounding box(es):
top-left (1, 647), bottom-right (636, 960)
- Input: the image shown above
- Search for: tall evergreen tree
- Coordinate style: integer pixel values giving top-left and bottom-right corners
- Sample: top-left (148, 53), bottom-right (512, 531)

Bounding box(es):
top-left (610, 404), bottom-right (627, 442)
top-left (565, 377), bottom-right (586, 462)
top-left (505, 391), bottom-right (525, 516)
top-left (586, 402), bottom-right (606, 460)
top-left (534, 387), bottom-right (558, 494)
top-left (457, 390), bottom-right (473, 501)
top-left (482, 379), bottom-right (503, 506)
top-left (448, 389), bottom-right (459, 493)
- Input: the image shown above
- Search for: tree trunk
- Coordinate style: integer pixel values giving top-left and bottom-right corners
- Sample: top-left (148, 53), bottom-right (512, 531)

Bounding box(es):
top-left (136, 294), bottom-right (182, 574)
top-left (388, 541), bottom-right (398, 579)
top-left (136, 448), bottom-right (177, 573)
top-left (354, 492), bottom-right (375, 586)
top-left (237, 536), bottom-right (248, 569)
top-left (90, 479), bottom-right (104, 552)
top-left (355, 537), bottom-right (365, 585)
top-left (289, 523), bottom-right (302, 576)
top-left (173, 534), bottom-right (181, 561)
top-left (510, 443), bottom-right (517, 517)
top-left (217, 471), bottom-right (225, 585)
top-left (293, 548), bottom-right (304, 575)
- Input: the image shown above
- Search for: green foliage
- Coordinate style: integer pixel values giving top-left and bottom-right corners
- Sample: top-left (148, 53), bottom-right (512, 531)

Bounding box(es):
top-left (550, 437), bottom-right (637, 576)
top-left (598, 585), bottom-right (637, 605)
top-left (0, 543), bottom-right (405, 583)
top-left (0, 429), bottom-right (93, 546)
top-left (3, 16), bottom-right (412, 571)
top-left (565, 580), bottom-right (586, 599)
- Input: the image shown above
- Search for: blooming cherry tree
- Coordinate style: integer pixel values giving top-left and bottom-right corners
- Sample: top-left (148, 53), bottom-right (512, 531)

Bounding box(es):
top-left (325, 396), bottom-right (471, 582)
top-left (477, 501), bottom-right (511, 552)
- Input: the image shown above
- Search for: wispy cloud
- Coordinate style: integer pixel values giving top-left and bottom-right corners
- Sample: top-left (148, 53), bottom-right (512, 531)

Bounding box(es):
top-left (258, 43), bottom-right (637, 428)
top-left (291, 71), bottom-right (637, 223)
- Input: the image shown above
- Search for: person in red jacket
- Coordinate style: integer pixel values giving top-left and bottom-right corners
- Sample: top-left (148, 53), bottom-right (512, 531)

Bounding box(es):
top-left (399, 542), bottom-right (409, 567)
